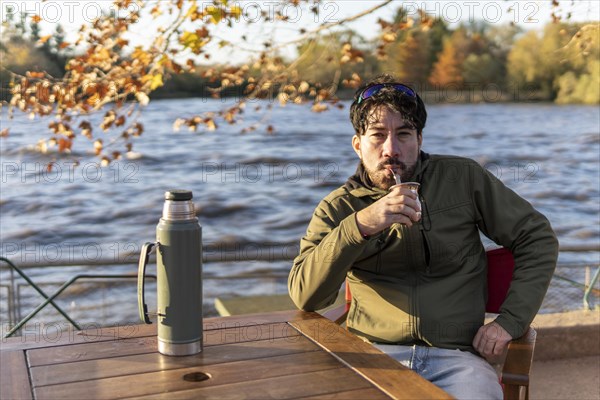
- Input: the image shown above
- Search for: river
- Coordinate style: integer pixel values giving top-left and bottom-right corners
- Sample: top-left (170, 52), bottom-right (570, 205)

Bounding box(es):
top-left (1, 99), bottom-right (599, 329)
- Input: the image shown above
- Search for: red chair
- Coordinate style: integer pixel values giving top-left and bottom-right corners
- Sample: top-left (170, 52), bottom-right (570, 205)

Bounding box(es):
top-left (323, 247), bottom-right (536, 400)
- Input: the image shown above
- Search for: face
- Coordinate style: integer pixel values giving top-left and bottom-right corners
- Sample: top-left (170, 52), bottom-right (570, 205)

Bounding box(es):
top-left (352, 106), bottom-right (422, 190)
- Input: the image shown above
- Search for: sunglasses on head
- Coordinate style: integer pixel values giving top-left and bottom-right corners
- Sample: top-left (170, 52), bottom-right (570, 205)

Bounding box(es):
top-left (356, 83), bottom-right (416, 104)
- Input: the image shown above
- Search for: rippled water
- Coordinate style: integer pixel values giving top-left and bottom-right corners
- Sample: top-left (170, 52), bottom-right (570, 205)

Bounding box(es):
top-left (1, 99), bottom-right (599, 327)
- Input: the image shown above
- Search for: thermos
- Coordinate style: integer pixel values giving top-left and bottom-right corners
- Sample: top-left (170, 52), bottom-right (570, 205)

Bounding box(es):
top-left (137, 189), bottom-right (203, 356)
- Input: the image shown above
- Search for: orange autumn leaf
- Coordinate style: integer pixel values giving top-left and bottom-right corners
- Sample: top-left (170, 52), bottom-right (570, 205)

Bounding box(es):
top-left (132, 123), bottom-right (144, 136)
top-left (87, 93), bottom-right (100, 105)
top-left (27, 71), bottom-right (45, 79)
top-left (311, 103), bottom-right (329, 113)
top-left (39, 35), bottom-right (52, 44)
top-left (94, 139), bottom-right (103, 155)
top-left (58, 137), bottom-right (72, 152)
top-left (204, 118), bottom-right (216, 131)
top-left (142, 73), bottom-right (164, 90)
top-left (150, 5), bottom-right (162, 18)
top-left (31, 15), bottom-right (42, 23)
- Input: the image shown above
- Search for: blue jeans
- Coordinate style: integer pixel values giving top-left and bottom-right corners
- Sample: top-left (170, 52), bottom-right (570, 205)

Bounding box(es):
top-left (373, 343), bottom-right (503, 400)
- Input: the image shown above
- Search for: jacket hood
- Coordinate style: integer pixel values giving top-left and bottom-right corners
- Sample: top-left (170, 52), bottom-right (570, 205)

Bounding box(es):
top-left (344, 151), bottom-right (430, 196)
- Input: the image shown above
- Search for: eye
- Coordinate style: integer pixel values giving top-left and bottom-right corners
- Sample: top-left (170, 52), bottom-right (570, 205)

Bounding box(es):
top-left (369, 131), bottom-right (386, 139)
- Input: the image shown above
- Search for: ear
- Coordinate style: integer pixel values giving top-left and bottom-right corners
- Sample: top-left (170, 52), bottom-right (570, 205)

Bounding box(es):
top-left (418, 132), bottom-right (423, 147)
top-left (352, 134), bottom-right (362, 158)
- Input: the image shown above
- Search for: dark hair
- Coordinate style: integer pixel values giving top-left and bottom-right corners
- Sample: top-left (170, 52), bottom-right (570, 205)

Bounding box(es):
top-left (349, 74), bottom-right (427, 136)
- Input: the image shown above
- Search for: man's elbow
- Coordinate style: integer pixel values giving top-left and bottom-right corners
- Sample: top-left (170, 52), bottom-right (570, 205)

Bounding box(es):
top-left (288, 287), bottom-right (318, 311)
top-left (288, 280), bottom-right (331, 311)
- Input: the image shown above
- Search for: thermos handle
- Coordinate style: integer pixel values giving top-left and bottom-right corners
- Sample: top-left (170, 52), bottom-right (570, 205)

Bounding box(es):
top-left (138, 242), bottom-right (156, 324)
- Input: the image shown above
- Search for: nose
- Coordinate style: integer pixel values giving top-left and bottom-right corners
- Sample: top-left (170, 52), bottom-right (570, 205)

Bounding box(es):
top-left (382, 133), bottom-right (400, 158)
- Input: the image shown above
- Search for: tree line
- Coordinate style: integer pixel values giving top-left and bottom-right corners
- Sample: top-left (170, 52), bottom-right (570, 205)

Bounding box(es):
top-left (291, 9), bottom-right (598, 104)
top-left (2, 7), bottom-right (597, 105)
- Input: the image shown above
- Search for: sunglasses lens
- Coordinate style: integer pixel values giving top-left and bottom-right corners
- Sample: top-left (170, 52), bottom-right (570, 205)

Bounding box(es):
top-left (393, 84), bottom-right (415, 97)
top-left (358, 83), bottom-right (415, 103)
top-left (361, 84), bottom-right (384, 100)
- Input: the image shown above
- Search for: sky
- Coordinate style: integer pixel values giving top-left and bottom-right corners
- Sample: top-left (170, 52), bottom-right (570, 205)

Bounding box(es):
top-left (1, 0), bottom-right (599, 64)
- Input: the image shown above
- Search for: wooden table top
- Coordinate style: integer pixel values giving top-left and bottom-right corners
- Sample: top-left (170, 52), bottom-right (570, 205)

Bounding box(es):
top-left (1, 310), bottom-right (452, 399)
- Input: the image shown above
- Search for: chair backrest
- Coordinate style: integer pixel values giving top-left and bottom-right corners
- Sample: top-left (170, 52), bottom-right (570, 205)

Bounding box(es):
top-left (485, 247), bottom-right (515, 314)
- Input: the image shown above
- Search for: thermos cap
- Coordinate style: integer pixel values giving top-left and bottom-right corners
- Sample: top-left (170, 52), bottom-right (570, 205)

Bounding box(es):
top-left (165, 190), bottom-right (193, 201)
top-left (162, 190), bottom-right (196, 221)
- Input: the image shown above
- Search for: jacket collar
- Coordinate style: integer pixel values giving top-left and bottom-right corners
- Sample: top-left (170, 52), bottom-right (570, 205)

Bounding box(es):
top-left (344, 151), bottom-right (430, 198)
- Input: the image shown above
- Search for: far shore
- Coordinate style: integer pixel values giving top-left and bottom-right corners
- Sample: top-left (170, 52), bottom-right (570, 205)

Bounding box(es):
top-left (1, 87), bottom-right (596, 106)
top-left (148, 88), bottom-right (583, 105)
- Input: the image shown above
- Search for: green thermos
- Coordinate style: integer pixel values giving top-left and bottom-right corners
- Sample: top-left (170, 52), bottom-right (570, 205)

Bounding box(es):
top-left (137, 189), bottom-right (203, 356)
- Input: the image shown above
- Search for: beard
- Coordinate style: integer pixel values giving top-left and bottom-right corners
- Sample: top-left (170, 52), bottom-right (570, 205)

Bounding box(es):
top-left (364, 158), bottom-right (418, 190)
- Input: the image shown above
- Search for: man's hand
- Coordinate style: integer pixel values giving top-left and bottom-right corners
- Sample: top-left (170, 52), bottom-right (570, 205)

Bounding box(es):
top-left (473, 321), bottom-right (513, 363)
top-left (356, 186), bottom-right (421, 236)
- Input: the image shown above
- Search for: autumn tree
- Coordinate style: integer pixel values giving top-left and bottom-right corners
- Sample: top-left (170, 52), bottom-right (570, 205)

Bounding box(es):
top-left (293, 30), bottom-right (377, 89)
top-left (426, 17), bottom-right (451, 74)
top-left (554, 24), bottom-right (600, 104)
top-left (507, 22), bottom-right (596, 99)
top-left (506, 31), bottom-right (540, 86)
top-left (429, 36), bottom-right (464, 88)
top-left (460, 23), bottom-right (517, 88)
top-left (461, 53), bottom-right (504, 87)
top-left (378, 7), bottom-right (445, 88)
top-left (382, 31), bottom-right (430, 87)
top-left (0, 22), bottom-right (65, 93)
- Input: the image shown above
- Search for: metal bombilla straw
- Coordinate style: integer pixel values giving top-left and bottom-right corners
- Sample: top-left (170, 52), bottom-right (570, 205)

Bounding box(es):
top-left (394, 170), bottom-right (402, 186)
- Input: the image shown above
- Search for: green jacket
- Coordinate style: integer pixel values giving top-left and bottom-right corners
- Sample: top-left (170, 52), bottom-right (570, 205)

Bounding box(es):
top-left (288, 152), bottom-right (558, 351)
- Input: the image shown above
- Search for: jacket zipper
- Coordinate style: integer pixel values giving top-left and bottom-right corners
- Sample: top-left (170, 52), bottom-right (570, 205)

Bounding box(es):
top-left (375, 235), bottom-right (385, 273)
top-left (414, 189), bottom-right (428, 341)
top-left (407, 225), bottom-right (421, 342)
top-left (420, 227), bottom-right (431, 274)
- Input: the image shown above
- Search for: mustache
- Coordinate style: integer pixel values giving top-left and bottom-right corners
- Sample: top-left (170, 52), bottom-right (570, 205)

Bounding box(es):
top-left (378, 159), bottom-right (407, 170)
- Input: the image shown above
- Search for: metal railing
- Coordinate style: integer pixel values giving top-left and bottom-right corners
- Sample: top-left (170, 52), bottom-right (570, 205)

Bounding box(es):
top-left (553, 266), bottom-right (600, 310)
top-left (1, 257), bottom-right (160, 338)
top-left (2, 244), bottom-right (599, 338)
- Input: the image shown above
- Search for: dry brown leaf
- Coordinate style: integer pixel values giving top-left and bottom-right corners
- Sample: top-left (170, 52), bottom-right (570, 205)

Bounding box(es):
top-left (58, 137), bottom-right (72, 152)
top-left (132, 123), bottom-right (144, 136)
top-left (27, 71), bottom-right (45, 79)
top-left (311, 103), bottom-right (328, 113)
top-left (205, 118), bottom-right (217, 131)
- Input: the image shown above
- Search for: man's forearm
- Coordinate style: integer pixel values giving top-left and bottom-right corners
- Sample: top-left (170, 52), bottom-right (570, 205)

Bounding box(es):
top-left (289, 213), bottom-right (368, 310)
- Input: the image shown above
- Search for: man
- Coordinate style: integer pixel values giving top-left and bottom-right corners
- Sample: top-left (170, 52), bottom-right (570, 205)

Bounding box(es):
top-left (288, 74), bottom-right (558, 399)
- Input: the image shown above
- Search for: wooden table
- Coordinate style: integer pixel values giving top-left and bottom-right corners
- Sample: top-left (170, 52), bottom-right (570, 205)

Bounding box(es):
top-left (1, 310), bottom-right (452, 399)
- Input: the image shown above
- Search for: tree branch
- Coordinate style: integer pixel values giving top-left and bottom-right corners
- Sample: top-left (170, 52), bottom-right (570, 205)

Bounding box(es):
top-left (270, 0), bottom-right (394, 51)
